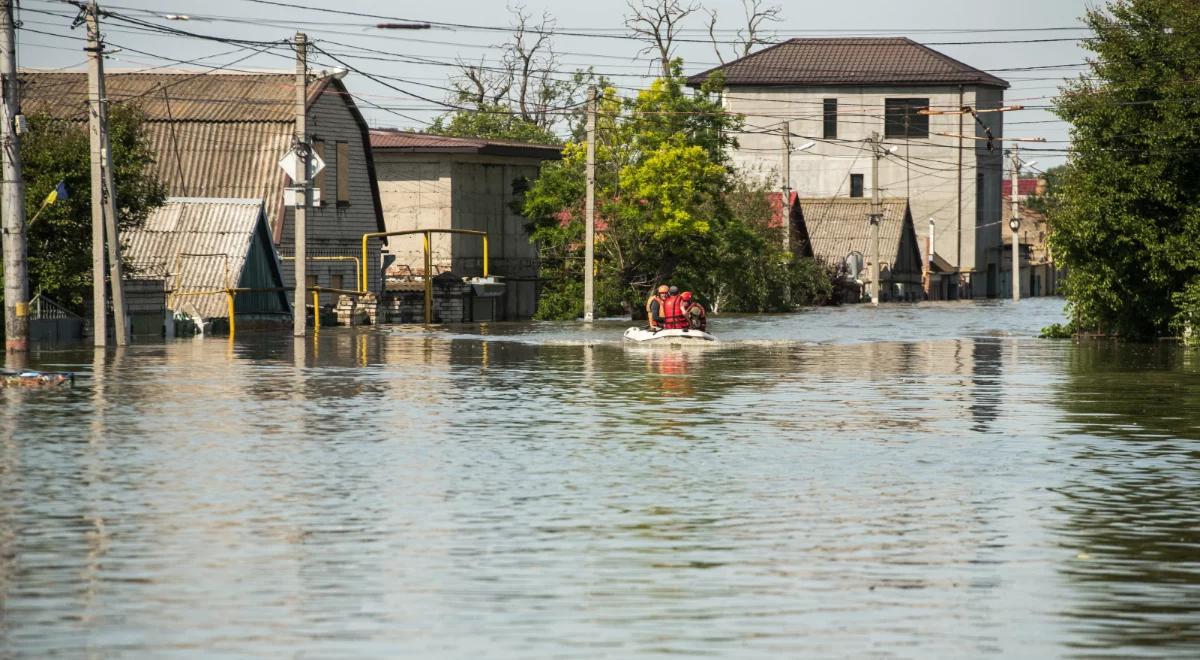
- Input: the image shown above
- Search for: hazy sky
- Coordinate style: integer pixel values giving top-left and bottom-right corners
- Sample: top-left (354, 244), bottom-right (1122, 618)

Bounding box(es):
top-left (17, 0), bottom-right (1097, 165)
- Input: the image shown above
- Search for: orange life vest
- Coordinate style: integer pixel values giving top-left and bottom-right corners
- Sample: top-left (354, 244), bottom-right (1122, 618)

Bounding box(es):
top-left (646, 294), bottom-right (661, 328)
top-left (662, 295), bottom-right (688, 329)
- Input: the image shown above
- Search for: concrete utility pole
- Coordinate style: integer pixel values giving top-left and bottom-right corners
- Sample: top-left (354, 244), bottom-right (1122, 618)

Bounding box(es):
top-left (293, 32), bottom-right (308, 337)
top-left (1009, 145), bottom-right (1021, 302)
top-left (1, 0), bottom-right (28, 352)
top-left (85, 1), bottom-right (128, 346)
top-left (781, 120), bottom-right (790, 253)
top-left (583, 85), bottom-right (595, 322)
top-left (868, 132), bottom-right (883, 306)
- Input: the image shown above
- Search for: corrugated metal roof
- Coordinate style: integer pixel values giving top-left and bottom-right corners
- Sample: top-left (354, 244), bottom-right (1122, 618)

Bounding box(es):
top-left (688, 38), bottom-right (1009, 89)
top-left (370, 129), bottom-right (562, 159)
top-left (19, 71), bottom-right (299, 122)
top-left (125, 198), bottom-right (276, 319)
top-left (798, 197), bottom-right (911, 268)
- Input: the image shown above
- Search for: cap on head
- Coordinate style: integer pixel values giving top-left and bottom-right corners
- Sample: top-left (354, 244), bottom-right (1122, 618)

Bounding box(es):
top-left (668, 286), bottom-right (679, 295)
top-left (657, 285), bottom-right (669, 294)
top-left (680, 291), bottom-right (693, 301)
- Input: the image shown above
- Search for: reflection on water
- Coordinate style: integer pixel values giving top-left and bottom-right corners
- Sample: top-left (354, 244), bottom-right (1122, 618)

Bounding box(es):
top-left (1, 298), bottom-right (1198, 657)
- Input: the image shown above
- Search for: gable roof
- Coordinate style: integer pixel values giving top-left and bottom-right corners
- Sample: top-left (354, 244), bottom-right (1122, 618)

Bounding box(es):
top-left (370, 129), bottom-right (562, 160)
top-left (125, 197), bottom-right (288, 319)
top-left (797, 197), bottom-right (917, 270)
top-left (18, 70), bottom-right (386, 240)
top-left (687, 37), bottom-right (1008, 89)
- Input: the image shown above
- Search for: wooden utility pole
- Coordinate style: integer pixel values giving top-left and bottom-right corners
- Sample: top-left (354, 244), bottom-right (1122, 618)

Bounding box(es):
top-left (293, 32), bottom-right (308, 337)
top-left (85, 1), bottom-right (128, 346)
top-left (869, 132), bottom-right (883, 306)
top-left (1, 0), bottom-right (28, 352)
top-left (1009, 145), bottom-right (1021, 302)
top-left (582, 85), bottom-right (595, 322)
top-left (781, 121), bottom-right (792, 252)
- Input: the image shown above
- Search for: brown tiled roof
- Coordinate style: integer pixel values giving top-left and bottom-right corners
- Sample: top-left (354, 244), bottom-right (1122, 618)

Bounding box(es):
top-left (370, 129), bottom-right (562, 159)
top-left (687, 38), bottom-right (1008, 89)
top-left (797, 197), bottom-right (913, 269)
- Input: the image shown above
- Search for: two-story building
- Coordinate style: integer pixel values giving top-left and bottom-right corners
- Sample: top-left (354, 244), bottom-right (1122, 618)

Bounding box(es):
top-left (688, 37), bottom-right (1009, 298)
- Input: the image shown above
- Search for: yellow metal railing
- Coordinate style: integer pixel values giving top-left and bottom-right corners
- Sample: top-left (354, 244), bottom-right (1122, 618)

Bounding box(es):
top-left (281, 255), bottom-right (363, 293)
top-left (360, 229), bottom-right (490, 324)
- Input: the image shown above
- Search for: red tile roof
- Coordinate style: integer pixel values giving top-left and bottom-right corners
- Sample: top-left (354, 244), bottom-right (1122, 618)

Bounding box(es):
top-left (688, 37), bottom-right (1008, 89)
top-left (1001, 178), bottom-right (1040, 197)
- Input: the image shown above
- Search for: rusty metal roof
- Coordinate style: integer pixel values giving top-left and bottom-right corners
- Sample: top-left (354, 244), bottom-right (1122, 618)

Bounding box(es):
top-left (688, 38), bottom-right (1008, 89)
top-left (797, 198), bottom-right (912, 269)
top-left (125, 197), bottom-right (282, 319)
top-left (370, 129), bottom-right (562, 159)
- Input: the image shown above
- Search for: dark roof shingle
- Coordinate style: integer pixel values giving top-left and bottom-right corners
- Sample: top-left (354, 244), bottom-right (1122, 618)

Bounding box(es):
top-left (369, 129), bottom-right (562, 159)
top-left (687, 37), bottom-right (1008, 89)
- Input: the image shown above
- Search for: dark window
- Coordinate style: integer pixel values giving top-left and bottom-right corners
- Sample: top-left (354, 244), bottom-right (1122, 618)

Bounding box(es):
top-left (330, 274), bottom-right (344, 290)
top-left (850, 173), bottom-right (864, 198)
top-left (884, 98), bottom-right (929, 138)
top-left (823, 98), bottom-right (837, 139)
top-left (336, 142), bottom-right (351, 205)
top-left (306, 274), bottom-right (318, 288)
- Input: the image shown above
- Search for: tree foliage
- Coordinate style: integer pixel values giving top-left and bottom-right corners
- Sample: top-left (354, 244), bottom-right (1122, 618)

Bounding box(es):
top-left (1050, 0), bottom-right (1200, 338)
top-left (522, 62), bottom-right (830, 320)
top-left (15, 105), bottom-right (166, 311)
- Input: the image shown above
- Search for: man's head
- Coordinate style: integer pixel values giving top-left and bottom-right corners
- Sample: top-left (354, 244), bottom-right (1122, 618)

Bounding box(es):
top-left (680, 291), bottom-right (693, 303)
top-left (656, 284), bottom-right (669, 297)
top-left (668, 286), bottom-right (679, 296)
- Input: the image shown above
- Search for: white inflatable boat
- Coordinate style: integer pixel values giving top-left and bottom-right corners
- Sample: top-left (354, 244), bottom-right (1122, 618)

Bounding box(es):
top-left (623, 327), bottom-right (717, 343)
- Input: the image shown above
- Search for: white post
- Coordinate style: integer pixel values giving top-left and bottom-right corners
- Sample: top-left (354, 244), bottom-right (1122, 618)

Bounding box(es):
top-left (85, 2), bottom-right (106, 346)
top-left (583, 86), bottom-right (595, 322)
top-left (293, 32), bottom-right (308, 336)
top-left (781, 120), bottom-right (791, 252)
top-left (0, 0), bottom-right (28, 352)
top-left (869, 132), bottom-right (882, 306)
top-left (1010, 145), bottom-right (1021, 302)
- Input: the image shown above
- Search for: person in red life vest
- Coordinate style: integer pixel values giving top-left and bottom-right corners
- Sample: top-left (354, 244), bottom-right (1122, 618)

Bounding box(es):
top-left (659, 290), bottom-right (689, 330)
top-left (679, 291), bottom-right (707, 331)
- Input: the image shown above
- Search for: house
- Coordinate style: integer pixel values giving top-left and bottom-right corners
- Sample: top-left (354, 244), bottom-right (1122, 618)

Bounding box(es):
top-left (123, 198), bottom-right (289, 332)
top-left (796, 197), bottom-right (924, 301)
top-left (19, 70), bottom-right (386, 311)
top-left (1000, 195), bottom-right (1059, 298)
top-left (368, 129), bottom-right (562, 320)
top-left (688, 37), bottom-right (1008, 299)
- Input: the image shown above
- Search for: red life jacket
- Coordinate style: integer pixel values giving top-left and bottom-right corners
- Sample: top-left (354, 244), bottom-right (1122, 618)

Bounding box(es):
top-left (662, 295), bottom-right (688, 329)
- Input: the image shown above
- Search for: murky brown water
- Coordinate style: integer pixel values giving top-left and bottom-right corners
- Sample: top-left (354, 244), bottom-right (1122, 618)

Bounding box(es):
top-left (2, 298), bottom-right (1199, 658)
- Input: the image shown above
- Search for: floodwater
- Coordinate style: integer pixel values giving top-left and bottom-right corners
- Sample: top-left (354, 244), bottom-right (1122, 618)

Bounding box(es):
top-left (2, 297), bottom-right (1199, 658)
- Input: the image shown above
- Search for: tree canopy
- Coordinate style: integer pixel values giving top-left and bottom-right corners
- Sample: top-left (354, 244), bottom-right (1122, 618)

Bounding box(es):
top-left (521, 62), bottom-right (830, 320)
top-left (1051, 0), bottom-right (1200, 338)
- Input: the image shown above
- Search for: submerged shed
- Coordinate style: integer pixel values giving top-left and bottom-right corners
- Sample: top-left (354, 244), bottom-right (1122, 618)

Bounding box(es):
top-left (125, 198), bottom-right (290, 321)
top-left (797, 197), bottom-right (924, 301)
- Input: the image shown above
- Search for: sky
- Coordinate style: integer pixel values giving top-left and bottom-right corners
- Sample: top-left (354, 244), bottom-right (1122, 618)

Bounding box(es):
top-left (16, 0), bottom-right (1097, 167)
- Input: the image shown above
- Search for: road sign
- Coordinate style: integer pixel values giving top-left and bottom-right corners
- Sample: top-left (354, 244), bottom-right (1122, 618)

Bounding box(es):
top-left (277, 147), bottom-right (325, 182)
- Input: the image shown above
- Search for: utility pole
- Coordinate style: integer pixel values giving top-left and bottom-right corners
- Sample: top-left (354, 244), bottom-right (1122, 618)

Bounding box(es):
top-left (868, 132), bottom-right (883, 306)
top-left (582, 85), bottom-right (595, 322)
top-left (84, 1), bottom-right (128, 346)
top-left (1009, 145), bottom-right (1021, 302)
top-left (1, 0), bottom-right (28, 352)
top-left (781, 120), bottom-right (791, 252)
top-left (293, 32), bottom-right (308, 337)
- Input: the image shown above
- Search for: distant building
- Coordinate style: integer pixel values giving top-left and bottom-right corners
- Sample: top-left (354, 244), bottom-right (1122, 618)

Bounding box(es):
top-left (124, 198), bottom-right (289, 332)
top-left (1001, 193), bottom-right (1060, 298)
top-left (689, 37), bottom-right (1009, 299)
top-left (369, 130), bottom-right (562, 320)
top-left (796, 197), bottom-right (924, 301)
top-left (19, 70), bottom-right (386, 309)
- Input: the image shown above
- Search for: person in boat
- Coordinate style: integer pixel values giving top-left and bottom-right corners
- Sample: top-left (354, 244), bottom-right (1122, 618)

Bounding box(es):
top-left (680, 291), bottom-right (707, 332)
top-left (646, 284), bottom-right (670, 330)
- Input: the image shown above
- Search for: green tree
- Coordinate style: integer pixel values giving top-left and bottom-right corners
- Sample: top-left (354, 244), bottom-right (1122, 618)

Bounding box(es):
top-left (16, 104), bottom-right (166, 311)
top-left (1050, 0), bottom-right (1200, 338)
top-left (427, 102), bottom-right (559, 144)
top-left (522, 62), bottom-right (829, 319)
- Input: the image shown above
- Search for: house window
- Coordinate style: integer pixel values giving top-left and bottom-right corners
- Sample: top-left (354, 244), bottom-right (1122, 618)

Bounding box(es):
top-left (823, 98), bottom-right (837, 139)
top-left (306, 274), bottom-right (318, 288)
top-left (336, 141), bottom-right (350, 205)
top-left (850, 173), bottom-right (864, 198)
top-left (330, 274), bottom-right (344, 290)
top-left (884, 98), bottom-right (929, 138)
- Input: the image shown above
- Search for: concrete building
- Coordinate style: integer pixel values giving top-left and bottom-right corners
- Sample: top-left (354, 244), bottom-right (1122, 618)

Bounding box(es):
top-left (688, 37), bottom-right (1009, 298)
top-left (1000, 177), bottom-right (1060, 298)
top-left (369, 130), bottom-right (562, 320)
top-left (19, 70), bottom-right (386, 310)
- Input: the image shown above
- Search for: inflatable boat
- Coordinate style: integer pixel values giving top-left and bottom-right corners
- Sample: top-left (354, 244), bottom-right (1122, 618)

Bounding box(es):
top-left (623, 327), bottom-right (717, 343)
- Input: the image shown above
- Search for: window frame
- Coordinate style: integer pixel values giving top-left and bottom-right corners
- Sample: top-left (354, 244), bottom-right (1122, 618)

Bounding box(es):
top-left (849, 173), bottom-right (864, 198)
top-left (823, 98), bottom-right (837, 140)
top-left (884, 98), bottom-right (930, 139)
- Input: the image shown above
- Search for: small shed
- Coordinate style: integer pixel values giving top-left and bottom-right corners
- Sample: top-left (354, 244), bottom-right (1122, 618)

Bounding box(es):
top-left (124, 198), bottom-right (289, 323)
top-left (797, 197), bottom-right (924, 301)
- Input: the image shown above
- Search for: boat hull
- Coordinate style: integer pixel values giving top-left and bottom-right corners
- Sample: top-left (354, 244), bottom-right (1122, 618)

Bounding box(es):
top-left (623, 327), bottom-right (717, 343)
